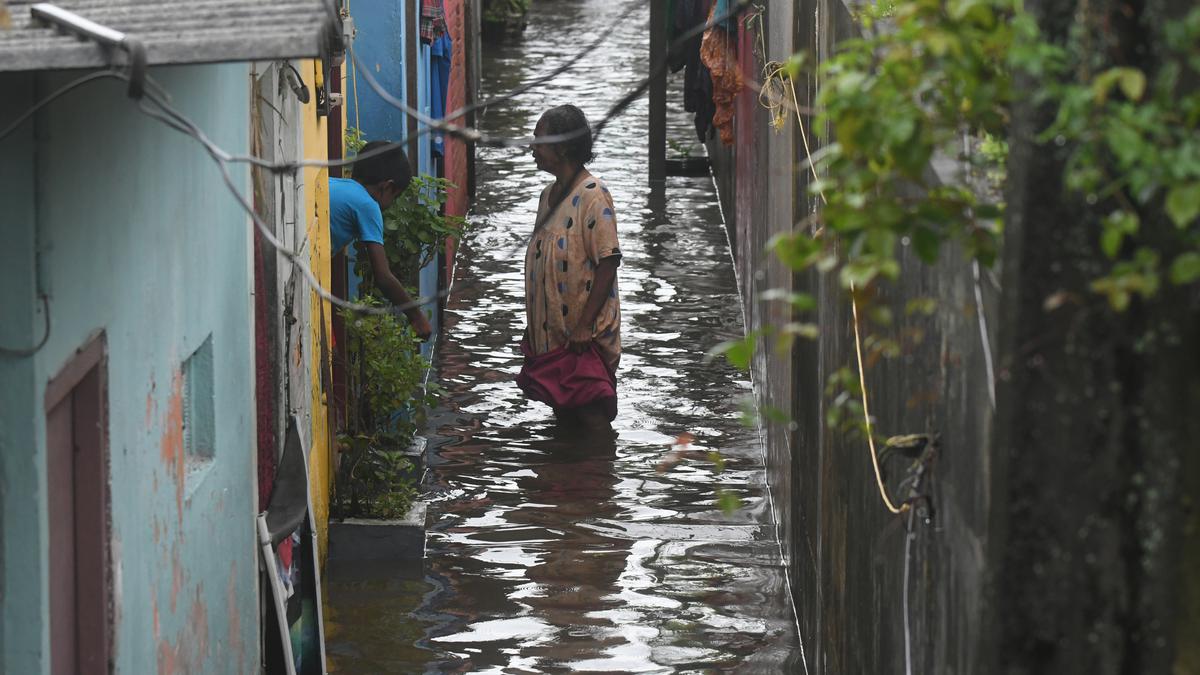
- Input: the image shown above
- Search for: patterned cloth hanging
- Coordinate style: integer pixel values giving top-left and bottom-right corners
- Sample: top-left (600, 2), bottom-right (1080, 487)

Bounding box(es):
top-left (420, 0), bottom-right (447, 44)
top-left (700, 4), bottom-right (742, 145)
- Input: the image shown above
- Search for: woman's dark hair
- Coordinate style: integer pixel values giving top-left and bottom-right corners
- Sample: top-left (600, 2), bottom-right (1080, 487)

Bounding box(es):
top-left (352, 140), bottom-right (413, 190)
top-left (539, 105), bottom-right (595, 166)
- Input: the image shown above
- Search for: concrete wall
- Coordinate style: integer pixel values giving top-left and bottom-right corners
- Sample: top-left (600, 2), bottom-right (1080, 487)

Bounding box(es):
top-left (708, 2), bottom-right (999, 672)
top-left (0, 65), bottom-right (259, 673)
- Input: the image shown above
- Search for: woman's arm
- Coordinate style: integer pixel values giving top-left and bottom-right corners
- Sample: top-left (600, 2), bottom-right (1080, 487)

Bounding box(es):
top-left (567, 255), bottom-right (619, 353)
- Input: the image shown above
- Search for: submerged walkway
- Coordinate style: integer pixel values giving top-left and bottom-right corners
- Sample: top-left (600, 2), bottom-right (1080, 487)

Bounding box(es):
top-left (327, 1), bottom-right (801, 671)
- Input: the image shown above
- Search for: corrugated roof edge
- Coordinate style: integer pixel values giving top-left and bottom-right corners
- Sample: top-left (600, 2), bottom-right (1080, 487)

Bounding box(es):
top-left (0, 1), bottom-right (342, 73)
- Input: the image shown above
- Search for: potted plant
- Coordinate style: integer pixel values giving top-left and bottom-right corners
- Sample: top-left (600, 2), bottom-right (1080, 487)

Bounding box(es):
top-left (328, 295), bottom-right (432, 561)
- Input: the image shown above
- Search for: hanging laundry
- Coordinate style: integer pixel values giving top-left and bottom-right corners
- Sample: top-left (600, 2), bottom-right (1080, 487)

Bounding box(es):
top-left (420, 0), bottom-right (447, 45)
top-left (430, 29), bottom-right (452, 157)
top-left (672, 0), bottom-right (716, 142)
top-left (700, 3), bottom-right (742, 145)
top-left (690, 66), bottom-right (716, 142)
top-left (668, 0), bottom-right (705, 73)
top-left (714, 0), bottom-right (736, 31)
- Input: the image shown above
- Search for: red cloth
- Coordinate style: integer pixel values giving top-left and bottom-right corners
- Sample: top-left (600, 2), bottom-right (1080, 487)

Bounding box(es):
top-left (517, 340), bottom-right (617, 421)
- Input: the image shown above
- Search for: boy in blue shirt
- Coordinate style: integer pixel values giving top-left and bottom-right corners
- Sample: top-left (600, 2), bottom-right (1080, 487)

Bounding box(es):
top-left (330, 141), bottom-right (433, 340)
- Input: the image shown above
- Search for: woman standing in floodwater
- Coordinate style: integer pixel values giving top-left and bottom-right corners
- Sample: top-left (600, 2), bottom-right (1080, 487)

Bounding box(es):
top-left (519, 105), bottom-right (622, 432)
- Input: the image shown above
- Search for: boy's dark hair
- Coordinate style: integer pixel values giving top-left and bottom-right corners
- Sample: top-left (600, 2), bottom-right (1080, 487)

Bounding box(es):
top-left (352, 141), bottom-right (413, 190)
top-left (539, 105), bottom-right (595, 166)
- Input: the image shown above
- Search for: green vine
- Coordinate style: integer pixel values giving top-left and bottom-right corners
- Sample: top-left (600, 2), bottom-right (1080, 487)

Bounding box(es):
top-left (371, 174), bottom-right (466, 284)
top-left (714, 0), bottom-right (1200, 443)
top-left (344, 128), bottom-right (467, 285)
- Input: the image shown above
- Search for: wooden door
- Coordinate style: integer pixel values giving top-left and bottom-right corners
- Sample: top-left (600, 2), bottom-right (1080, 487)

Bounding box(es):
top-left (46, 334), bottom-right (111, 675)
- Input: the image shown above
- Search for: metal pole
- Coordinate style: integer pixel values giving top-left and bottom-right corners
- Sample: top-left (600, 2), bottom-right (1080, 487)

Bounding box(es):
top-left (648, 0), bottom-right (667, 184)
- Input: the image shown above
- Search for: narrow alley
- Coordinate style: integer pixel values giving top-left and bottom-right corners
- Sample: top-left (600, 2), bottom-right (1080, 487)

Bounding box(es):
top-left (7, 0), bottom-right (1194, 670)
top-left (325, 1), bottom-right (803, 671)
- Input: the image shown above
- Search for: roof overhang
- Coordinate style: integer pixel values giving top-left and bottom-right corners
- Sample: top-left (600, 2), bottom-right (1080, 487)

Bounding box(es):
top-left (0, 0), bottom-right (343, 73)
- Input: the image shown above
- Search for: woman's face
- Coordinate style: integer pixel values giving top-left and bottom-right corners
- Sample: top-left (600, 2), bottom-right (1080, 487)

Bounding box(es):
top-left (532, 118), bottom-right (560, 174)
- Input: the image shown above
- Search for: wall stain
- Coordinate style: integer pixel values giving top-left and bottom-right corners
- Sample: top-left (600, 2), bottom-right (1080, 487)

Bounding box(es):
top-left (156, 584), bottom-right (210, 675)
top-left (227, 562), bottom-right (244, 674)
top-left (169, 542), bottom-right (183, 613)
top-left (145, 376), bottom-right (157, 429)
top-left (159, 371), bottom-right (185, 527)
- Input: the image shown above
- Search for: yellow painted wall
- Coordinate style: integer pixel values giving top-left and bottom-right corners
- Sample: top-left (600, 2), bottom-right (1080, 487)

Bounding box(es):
top-left (300, 58), bottom-right (334, 561)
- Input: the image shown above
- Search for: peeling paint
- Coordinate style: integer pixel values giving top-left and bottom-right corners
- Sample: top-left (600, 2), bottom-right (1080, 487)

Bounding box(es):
top-left (160, 371), bottom-right (185, 526)
top-left (188, 585), bottom-right (210, 665)
top-left (156, 584), bottom-right (210, 675)
top-left (169, 544), bottom-right (183, 613)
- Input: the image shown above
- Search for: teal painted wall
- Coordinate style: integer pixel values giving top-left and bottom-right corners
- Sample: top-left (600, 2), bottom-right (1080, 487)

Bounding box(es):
top-left (0, 64), bottom-right (259, 673)
top-left (0, 71), bottom-right (42, 672)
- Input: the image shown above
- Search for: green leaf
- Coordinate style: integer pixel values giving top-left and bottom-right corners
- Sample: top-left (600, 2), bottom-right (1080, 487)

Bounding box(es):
top-left (839, 260), bottom-right (880, 289)
top-left (716, 490), bottom-right (742, 515)
top-left (760, 289), bottom-right (817, 311)
top-left (770, 232), bottom-right (822, 270)
top-left (1117, 68), bottom-right (1146, 101)
top-left (1092, 67), bottom-right (1145, 103)
top-left (782, 322), bottom-right (821, 339)
top-left (912, 226), bottom-right (941, 264)
top-left (1101, 227), bottom-right (1123, 259)
top-left (1165, 182), bottom-right (1200, 228)
top-left (1169, 252), bottom-right (1200, 284)
top-left (782, 52), bottom-right (809, 79)
top-left (707, 451), bottom-right (727, 474)
top-left (708, 333), bottom-right (758, 370)
top-left (1100, 210), bottom-right (1138, 258)
top-left (974, 202), bottom-right (1005, 220)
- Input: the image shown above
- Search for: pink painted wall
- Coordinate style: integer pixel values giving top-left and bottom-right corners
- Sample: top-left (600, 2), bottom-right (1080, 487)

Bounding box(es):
top-left (444, 0), bottom-right (468, 275)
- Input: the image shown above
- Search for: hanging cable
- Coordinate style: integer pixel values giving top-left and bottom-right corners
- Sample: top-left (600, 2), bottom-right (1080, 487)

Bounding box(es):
top-left (134, 82), bottom-right (435, 317)
top-left (0, 71), bottom-right (124, 142)
top-left (0, 295), bottom-right (51, 358)
top-left (782, 69), bottom-right (909, 515)
top-left (2, 0), bottom-right (756, 320)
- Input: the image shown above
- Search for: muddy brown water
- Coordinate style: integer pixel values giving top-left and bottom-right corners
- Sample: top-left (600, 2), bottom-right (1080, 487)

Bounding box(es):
top-left (325, 1), bottom-right (802, 671)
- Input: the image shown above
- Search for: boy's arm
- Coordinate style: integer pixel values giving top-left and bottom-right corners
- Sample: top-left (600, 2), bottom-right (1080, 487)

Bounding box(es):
top-left (364, 242), bottom-right (434, 340)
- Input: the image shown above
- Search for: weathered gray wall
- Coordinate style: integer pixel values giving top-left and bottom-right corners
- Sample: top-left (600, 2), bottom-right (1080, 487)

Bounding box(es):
top-left (708, 0), bottom-right (999, 671)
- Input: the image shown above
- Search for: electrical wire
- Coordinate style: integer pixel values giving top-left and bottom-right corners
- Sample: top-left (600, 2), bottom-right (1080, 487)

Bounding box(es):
top-left (439, 0), bottom-right (642, 124)
top-left (133, 82), bottom-right (435, 317)
top-left (783, 69), bottom-right (909, 515)
top-left (0, 294), bottom-right (51, 358)
top-left (257, 0), bottom-right (756, 173)
top-left (2, 0), bottom-right (755, 325)
top-left (0, 70), bottom-right (124, 143)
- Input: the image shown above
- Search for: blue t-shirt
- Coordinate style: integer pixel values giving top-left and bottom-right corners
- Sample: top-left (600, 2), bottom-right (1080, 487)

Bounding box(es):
top-left (329, 178), bottom-right (385, 255)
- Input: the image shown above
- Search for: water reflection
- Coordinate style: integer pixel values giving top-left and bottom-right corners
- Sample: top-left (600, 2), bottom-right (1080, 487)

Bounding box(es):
top-left (326, 0), bottom-right (800, 671)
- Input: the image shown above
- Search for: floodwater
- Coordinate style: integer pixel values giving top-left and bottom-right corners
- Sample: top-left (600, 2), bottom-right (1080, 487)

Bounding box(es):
top-left (325, 0), bottom-right (802, 671)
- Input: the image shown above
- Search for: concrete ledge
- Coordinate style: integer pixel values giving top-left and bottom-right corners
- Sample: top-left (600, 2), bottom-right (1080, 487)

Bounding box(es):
top-left (327, 502), bottom-right (427, 561)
